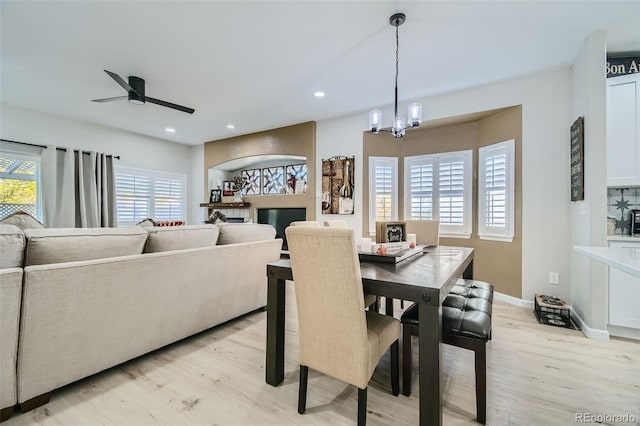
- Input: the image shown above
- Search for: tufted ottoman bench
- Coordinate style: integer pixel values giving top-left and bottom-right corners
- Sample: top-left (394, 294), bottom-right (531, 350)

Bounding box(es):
top-left (401, 279), bottom-right (494, 424)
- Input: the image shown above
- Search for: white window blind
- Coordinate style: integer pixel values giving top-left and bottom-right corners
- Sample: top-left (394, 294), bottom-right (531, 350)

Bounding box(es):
top-left (478, 139), bottom-right (515, 242)
top-left (115, 167), bottom-right (186, 226)
top-left (0, 142), bottom-right (43, 221)
top-left (369, 157), bottom-right (398, 234)
top-left (404, 150), bottom-right (472, 238)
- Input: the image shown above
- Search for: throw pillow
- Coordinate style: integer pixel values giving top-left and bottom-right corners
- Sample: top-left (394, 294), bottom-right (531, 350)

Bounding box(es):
top-left (136, 218), bottom-right (156, 228)
top-left (0, 210), bottom-right (45, 230)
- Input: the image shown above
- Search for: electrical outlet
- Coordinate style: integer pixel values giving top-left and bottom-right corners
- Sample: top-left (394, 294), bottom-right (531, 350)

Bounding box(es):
top-left (549, 272), bottom-right (560, 285)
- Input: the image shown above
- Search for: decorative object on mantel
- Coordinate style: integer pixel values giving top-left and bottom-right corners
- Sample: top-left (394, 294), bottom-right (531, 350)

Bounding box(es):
top-left (570, 116), bottom-right (585, 201)
top-left (232, 175), bottom-right (248, 202)
top-left (242, 169), bottom-right (261, 195)
top-left (210, 189), bottom-right (222, 204)
top-left (322, 156), bottom-right (354, 214)
top-left (222, 180), bottom-right (236, 196)
top-left (367, 13), bottom-right (422, 139)
top-left (263, 166), bottom-right (285, 194)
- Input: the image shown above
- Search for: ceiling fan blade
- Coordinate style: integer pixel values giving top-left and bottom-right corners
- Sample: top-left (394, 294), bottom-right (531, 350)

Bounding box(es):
top-left (91, 96), bottom-right (128, 103)
top-left (146, 97), bottom-right (195, 114)
top-left (104, 70), bottom-right (140, 96)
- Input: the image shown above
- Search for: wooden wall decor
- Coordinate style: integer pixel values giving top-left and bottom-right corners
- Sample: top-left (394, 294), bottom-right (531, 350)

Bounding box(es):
top-left (570, 117), bottom-right (585, 201)
top-left (322, 156), bottom-right (355, 214)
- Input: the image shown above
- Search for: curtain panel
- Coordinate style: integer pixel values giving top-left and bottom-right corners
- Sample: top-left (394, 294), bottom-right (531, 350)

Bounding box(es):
top-left (41, 146), bottom-right (116, 228)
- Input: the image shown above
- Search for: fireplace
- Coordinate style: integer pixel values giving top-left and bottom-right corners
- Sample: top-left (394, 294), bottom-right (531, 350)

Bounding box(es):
top-left (256, 207), bottom-right (306, 251)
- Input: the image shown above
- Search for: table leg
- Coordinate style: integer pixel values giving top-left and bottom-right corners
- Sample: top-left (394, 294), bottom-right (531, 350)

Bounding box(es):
top-left (385, 297), bottom-right (394, 317)
top-left (266, 276), bottom-right (286, 386)
top-left (463, 259), bottom-right (474, 279)
top-left (418, 301), bottom-right (442, 426)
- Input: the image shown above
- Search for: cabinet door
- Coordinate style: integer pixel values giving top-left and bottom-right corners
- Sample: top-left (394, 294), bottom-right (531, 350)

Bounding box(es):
top-left (607, 73), bottom-right (640, 187)
top-left (608, 241), bottom-right (640, 328)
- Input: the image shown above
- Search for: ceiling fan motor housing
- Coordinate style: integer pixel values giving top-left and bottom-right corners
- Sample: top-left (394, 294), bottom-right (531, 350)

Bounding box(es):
top-left (128, 76), bottom-right (145, 104)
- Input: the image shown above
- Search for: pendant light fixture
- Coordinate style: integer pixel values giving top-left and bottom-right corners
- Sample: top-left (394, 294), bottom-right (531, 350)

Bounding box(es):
top-left (368, 13), bottom-right (422, 139)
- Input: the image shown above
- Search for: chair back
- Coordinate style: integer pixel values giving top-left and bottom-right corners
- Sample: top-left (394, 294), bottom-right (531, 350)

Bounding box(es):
top-left (405, 220), bottom-right (440, 246)
top-left (285, 226), bottom-right (368, 384)
top-left (290, 221), bottom-right (321, 227)
top-left (323, 220), bottom-right (348, 228)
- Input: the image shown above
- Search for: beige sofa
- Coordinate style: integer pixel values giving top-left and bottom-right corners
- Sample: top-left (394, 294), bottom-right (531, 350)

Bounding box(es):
top-left (0, 222), bottom-right (281, 419)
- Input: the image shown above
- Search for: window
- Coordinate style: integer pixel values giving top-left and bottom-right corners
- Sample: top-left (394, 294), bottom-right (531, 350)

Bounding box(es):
top-left (404, 150), bottom-right (472, 238)
top-left (115, 167), bottom-right (186, 226)
top-left (478, 140), bottom-right (515, 242)
top-left (369, 157), bottom-right (398, 234)
top-left (0, 148), bottom-right (42, 221)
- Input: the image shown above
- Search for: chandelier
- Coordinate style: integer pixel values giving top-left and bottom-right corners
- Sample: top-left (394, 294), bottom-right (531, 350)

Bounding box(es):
top-left (368, 13), bottom-right (422, 139)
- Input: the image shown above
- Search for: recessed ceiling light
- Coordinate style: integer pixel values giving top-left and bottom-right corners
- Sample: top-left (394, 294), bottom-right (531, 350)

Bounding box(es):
top-left (165, 127), bottom-right (176, 133)
top-left (226, 124), bottom-right (235, 129)
top-left (314, 91), bottom-right (326, 98)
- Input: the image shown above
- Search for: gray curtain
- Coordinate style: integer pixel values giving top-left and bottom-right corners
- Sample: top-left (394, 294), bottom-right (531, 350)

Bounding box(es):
top-left (41, 146), bottom-right (116, 228)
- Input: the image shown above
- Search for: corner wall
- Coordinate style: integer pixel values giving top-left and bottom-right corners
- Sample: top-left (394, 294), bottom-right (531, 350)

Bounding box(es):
top-left (569, 31), bottom-right (609, 337)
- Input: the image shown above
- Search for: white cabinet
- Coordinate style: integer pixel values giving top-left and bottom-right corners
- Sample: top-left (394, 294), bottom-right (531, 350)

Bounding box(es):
top-left (607, 73), bottom-right (640, 187)
top-left (608, 241), bottom-right (640, 332)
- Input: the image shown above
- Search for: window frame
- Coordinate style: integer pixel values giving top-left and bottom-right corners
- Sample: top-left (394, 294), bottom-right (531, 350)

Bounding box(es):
top-left (478, 139), bottom-right (515, 242)
top-left (0, 144), bottom-right (43, 221)
top-left (368, 156), bottom-right (398, 235)
top-left (404, 150), bottom-right (473, 238)
top-left (114, 165), bottom-right (187, 226)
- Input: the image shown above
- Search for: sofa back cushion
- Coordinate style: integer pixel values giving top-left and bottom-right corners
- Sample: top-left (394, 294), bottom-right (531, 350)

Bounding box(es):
top-left (0, 224), bottom-right (26, 268)
top-left (143, 224), bottom-right (219, 253)
top-left (23, 227), bottom-right (148, 266)
top-left (0, 211), bottom-right (45, 230)
top-left (216, 223), bottom-right (276, 245)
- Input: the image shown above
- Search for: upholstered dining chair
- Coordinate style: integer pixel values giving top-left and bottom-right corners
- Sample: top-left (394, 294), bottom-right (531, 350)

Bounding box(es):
top-left (285, 226), bottom-right (400, 426)
top-left (323, 219), bottom-right (378, 310)
top-left (290, 220), bottom-right (321, 227)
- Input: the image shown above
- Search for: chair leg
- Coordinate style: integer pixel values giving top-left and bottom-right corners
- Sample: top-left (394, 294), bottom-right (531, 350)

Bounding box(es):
top-left (402, 325), bottom-right (413, 396)
top-left (298, 365), bottom-right (308, 414)
top-left (475, 343), bottom-right (487, 424)
top-left (357, 387), bottom-right (367, 426)
top-left (390, 340), bottom-right (399, 396)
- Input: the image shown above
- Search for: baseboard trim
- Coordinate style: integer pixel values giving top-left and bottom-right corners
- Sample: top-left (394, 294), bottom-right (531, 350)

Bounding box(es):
top-left (572, 310), bottom-right (610, 340)
top-left (494, 291), bottom-right (534, 309)
top-left (494, 292), bottom-right (611, 340)
top-left (607, 324), bottom-right (640, 340)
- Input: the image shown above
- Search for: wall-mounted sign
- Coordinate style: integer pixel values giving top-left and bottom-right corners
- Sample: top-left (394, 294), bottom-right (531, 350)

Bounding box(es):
top-left (606, 56), bottom-right (640, 78)
top-left (570, 117), bottom-right (585, 202)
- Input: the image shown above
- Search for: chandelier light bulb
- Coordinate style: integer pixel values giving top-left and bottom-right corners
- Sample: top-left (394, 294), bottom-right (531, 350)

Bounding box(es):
top-left (408, 103), bottom-right (423, 127)
top-left (369, 110), bottom-right (382, 132)
top-left (393, 117), bottom-right (406, 138)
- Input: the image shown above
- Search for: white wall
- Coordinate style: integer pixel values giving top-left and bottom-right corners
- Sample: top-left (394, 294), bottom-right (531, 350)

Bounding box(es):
top-left (0, 104), bottom-right (201, 224)
top-left (317, 67), bottom-right (574, 303)
top-left (569, 32), bottom-right (609, 338)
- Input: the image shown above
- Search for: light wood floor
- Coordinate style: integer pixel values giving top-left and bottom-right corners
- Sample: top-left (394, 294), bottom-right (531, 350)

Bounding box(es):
top-left (5, 281), bottom-right (639, 426)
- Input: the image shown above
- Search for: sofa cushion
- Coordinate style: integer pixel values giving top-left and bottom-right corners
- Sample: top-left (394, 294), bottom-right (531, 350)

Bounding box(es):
top-left (23, 227), bottom-right (148, 266)
top-left (143, 224), bottom-right (220, 253)
top-left (216, 223), bottom-right (276, 245)
top-left (0, 211), bottom-right (45, 230)
top-left (0, 224), bottom-right (25, 268)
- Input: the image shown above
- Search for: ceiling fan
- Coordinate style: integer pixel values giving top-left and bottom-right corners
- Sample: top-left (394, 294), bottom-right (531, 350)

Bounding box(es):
top-left (92, 70), bottom-right (195, 114)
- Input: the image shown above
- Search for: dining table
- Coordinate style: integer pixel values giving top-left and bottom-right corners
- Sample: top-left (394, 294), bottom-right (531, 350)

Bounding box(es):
top-left (264, 245), bottom-right (475, 426)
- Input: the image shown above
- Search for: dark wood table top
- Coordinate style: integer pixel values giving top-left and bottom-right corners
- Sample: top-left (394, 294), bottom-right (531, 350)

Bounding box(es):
top-left (268, 245), bottom-right (474, 305)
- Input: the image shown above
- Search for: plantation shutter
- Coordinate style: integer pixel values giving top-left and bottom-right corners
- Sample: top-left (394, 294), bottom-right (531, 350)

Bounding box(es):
top-left (369, 157), bottom-right (398, 234)
top-left (154, 177), bottom-right (184, 221)
top-left (115, 173), bottom-right (151, 226)
top-left (479, 140), bottom-right (515, 241)
top-left (406, 157), bottom-right (434, 220)
top-left (438, 154), bottom-right (466, 226)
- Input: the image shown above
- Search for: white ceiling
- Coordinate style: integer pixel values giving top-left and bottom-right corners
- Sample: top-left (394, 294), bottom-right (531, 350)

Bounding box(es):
top-left (1, 1), bottom-right (639, 146)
